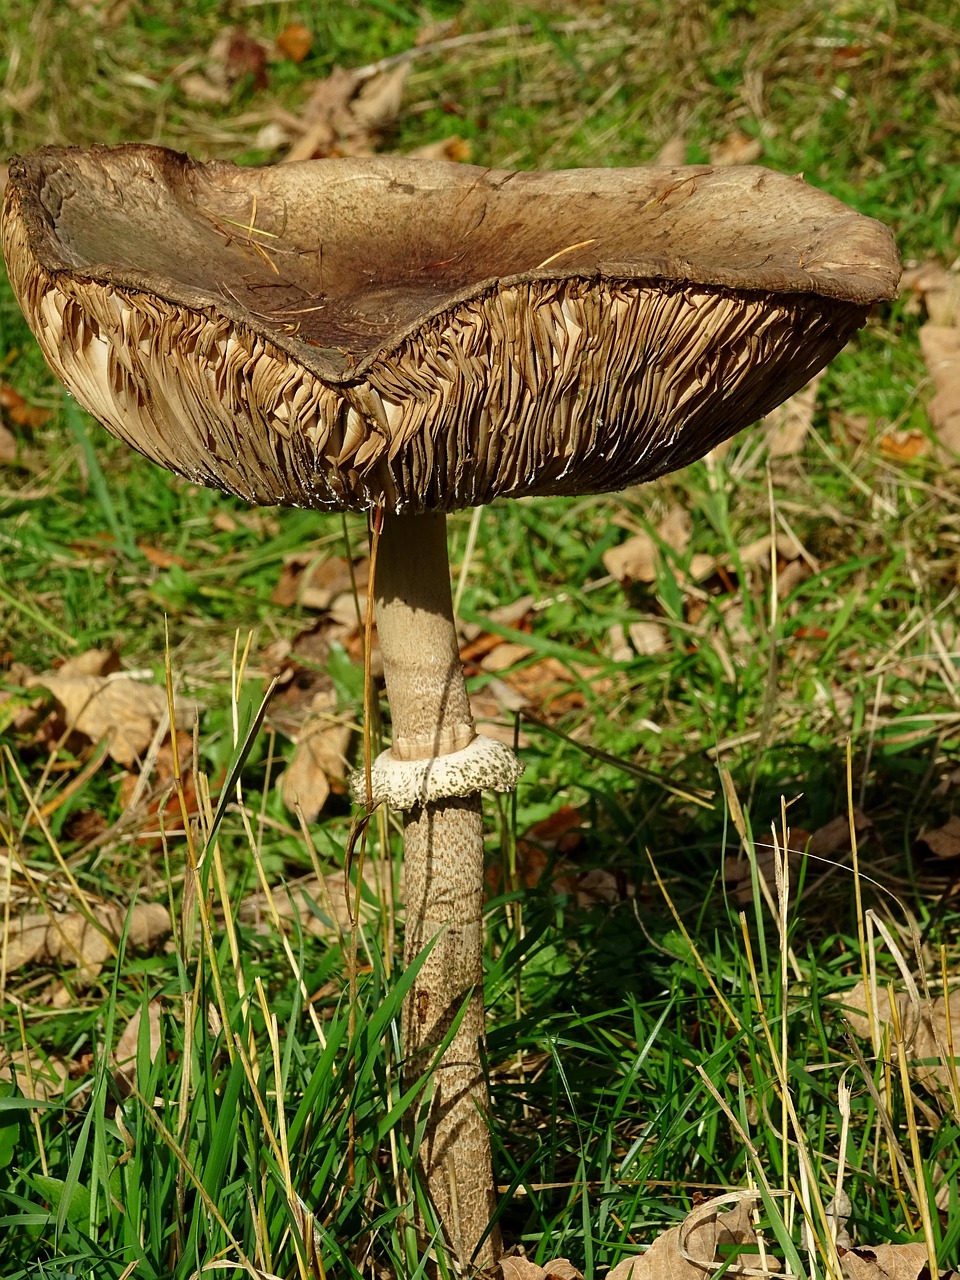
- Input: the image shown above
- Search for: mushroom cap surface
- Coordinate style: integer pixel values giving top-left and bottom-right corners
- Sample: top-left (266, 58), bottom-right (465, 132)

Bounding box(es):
top-left (2, 144), bottom-right (900, 512)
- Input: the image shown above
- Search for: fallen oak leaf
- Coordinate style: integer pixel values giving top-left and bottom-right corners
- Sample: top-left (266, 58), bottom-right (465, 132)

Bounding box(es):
top-left (842, 981), bottom-right (960, 1096)
top-left (499, 655), bottom-right (608, 722)
top-left (0, 1048), bottom-right (70, 1101)
top-left (280, 689), bottom-right (354, 822)
top-left (709, 130), bottom-right (763, 166)
top-left (118, 730), bottom-right (205, 847)
top-left (272, 552), bottom-right (368, 611)
top-left (877, 429), bottom-right (928, 461)
top-left (628, 620), bottom-right (669, 655)
top-left (839, 1241), bottom-right (930, 1280)
top-left (55, 647), bottom-right (121, 678)
top-left (0, 420), bottom-right (16, 463)
top-left (500, 1258), bottom-right (547, 1280)
top-left (178, 25), bottom-right (269, 104)
top-left (4, 901), bottom-right (170, 983)
top-left (240, 861), bottom-right (386, 940)
top-left (280, 63), bottom-right (408, 163)
top-left (26, 670), bottom-right (198, 767)
top-left (766, 374), bottom-right (822, 458)
top-left (137, 542), bottom-right (189, 570)
top-left (602, 530), bottom-right (658, 583)
top-left (607, 1192), bottom-right (777, 1279)
top-left (407, 136), bottom-right (472, 163)
top-left (603, 506), bottom-right (691, 584)
top-left (918, 814), bottom-right (960, 859)
top-left (351, 64), bottom-right (409, 132)
top-left (275, 22), bottom-right (312, 63)
top-left (480, 641), bottom-right (536, 673)
top-left (469, 679), bottom-right (530, 748)
top-left (112, 999), bottom-right (164, 1094)
top-left (737, 531), bottom-right (805, 569)
top-left (919, 325), bottom-right (960, 453)
top-left (901, 260), bottom-right (960, 326)
top-left (500, 1258), bottom-right (582, 1280)
top-left (0, 380), bottom-right (51, 428)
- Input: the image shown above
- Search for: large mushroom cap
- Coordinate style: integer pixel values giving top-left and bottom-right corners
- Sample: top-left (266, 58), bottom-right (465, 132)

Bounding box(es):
top-left (2, 144), bottom-right (899, 513)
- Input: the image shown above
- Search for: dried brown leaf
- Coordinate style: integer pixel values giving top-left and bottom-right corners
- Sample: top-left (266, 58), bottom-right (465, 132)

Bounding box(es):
top-left (920, 324), bottom-right (960, 452)
top-left (603, 531), bottom-right (657, 583)
top-left (4, 901), bottom-right (170, 982)
top-left (211, 510), bottom-right (237, 533)
top-left (112, 999), bottom-right (163, 1092)
top-left (241, 861), bottom-right (385, 939)
top-left (738, 532), bottom-right (804, 569)
top-left (500, 1258), bottom-right (547, 1280)
top-left (806, 808), bottom-right (872, 858)
top-left (709, 131), bottom-right (763, 166)
top-left (724, 844), bottom-right (805, 906)
top-left (877, 429), bottom-right (928, 461)
top-left (351, 64), bottom-right (409, 131)
top-left (628, 620), bottom-right (669, 655)
top-left (608, 623), bottom-right (633, 663)
top-left (459, 595), bottom-right (535, 643)
top-left (217, 27), bottom-right (269, 89)
top-left (272, 553), bottom-right (367, 611)
top-left (843, 981), bottom-right (960, 1095)
top-left (659, 506), bottom-right (692, 555)
top-left (839, 1242), bottom-right (928, 1280)
top-left (0, 420), bottom-right (17, 463)
top-left (26, 671), bottom-right (198, 766)
top-left (654, 135), bottom-right (687, 166)
top-left (689, 552), bottom-right (716, 581)
top-left (919, 814), bottom-right (960, 859)
top-left (501, 656), bottom-right (596, 722)
top-left (901, 261), bottom-right (960, 326)
top-left (543, 1262), bottom-right (583, 1280)
top-left (766, 374), bottom-right (822, 457)
top-left (0, 380), bottom-right (51, 429)
top-left (608, 1192), bottom-right (773, 1279)
top-left (137, 542), bottom-right (188, 569)
top-left (469, 683), bottom-right (530, 747)
top-left (480, 641), bottom-right (535, 673)
top-left (407, 136), bottom-right (472, 163)
top-left (118, 730), bottom-right (201, 847)
top-left (56, 648), bottom-right (121, 678)
top-left (604, 508), bottom-right (690, 583)
top-left (280, 63), bottom-right (407, 163)
top-left (499, 1257), bottom-right (582, 1280)
top-left (276, 22), bottom-right (312, 64)
top-left (280, 689), bottom-right (353, 822)
top-left (179, 72), bottom-right (231, 105)
top-left (0, 1048), bottom-right (70, 1100)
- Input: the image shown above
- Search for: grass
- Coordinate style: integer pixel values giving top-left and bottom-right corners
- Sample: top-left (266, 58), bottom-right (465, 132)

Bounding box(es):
top-left (2, 0), bottom-right (960, 1275)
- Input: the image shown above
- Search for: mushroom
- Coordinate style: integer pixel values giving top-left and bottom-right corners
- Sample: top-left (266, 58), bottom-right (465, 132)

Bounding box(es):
top-left (1, 145), bottom-right (900, 1274)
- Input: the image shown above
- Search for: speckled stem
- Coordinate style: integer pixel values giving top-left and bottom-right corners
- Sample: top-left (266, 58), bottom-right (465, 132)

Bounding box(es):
top-left (374, 512), bottom-right (501, 1275)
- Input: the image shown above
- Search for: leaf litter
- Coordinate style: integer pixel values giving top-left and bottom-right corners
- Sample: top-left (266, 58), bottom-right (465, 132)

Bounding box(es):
top-left (899, 261), bottom-right (960, 455)
top-left (24, 652), bottom-right (198, 769)
top-left (843, 979), bottom-right (960, 1098)
top-left (3, 901), bottom-right (170, 985)
top-left (501, 1193), bottom-right (960, 1280)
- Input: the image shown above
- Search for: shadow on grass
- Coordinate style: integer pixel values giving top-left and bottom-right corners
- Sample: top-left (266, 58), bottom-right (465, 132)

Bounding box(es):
top-left (484, 732), bottom-right (960, 1255)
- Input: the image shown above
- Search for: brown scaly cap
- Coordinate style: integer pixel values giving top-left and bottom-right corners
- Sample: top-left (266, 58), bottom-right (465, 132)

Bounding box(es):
top-left (2, 144), bottom-right (900, 513)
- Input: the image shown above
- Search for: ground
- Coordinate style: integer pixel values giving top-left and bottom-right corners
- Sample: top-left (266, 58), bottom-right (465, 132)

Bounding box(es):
top-left (1, 1), bottom-right (959, 1276)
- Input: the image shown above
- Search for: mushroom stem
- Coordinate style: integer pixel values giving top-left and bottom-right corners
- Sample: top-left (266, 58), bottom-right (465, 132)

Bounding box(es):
top-left (373, 511), bottom-right (501, 1274)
